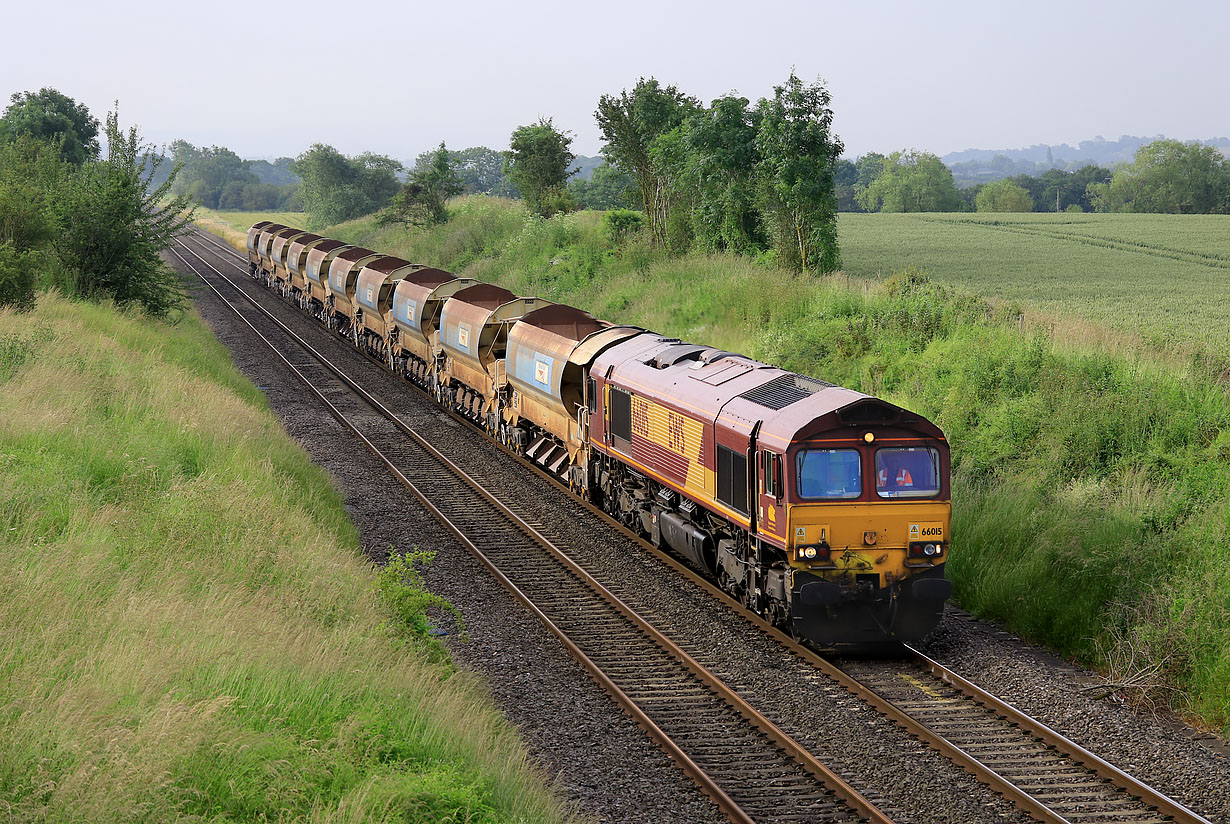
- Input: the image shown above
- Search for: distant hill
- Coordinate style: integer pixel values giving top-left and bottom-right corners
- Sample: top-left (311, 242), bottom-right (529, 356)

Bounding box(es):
top-left (571, 155), bottom-right (604, 181)
top-left (939, 135), bottom-right (1230, 186)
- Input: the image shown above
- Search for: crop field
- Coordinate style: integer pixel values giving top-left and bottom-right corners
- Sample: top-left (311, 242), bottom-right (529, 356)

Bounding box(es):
top-left (838, 213), bottom-right (1230, 353)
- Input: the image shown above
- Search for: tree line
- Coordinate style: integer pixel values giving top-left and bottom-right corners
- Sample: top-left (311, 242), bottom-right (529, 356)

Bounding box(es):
top-left (837, 139), bottom-right (1230, 215)
top-left (0, 88), bottom-right (192, 315)
top-left (161, 142), bottom-right (300, 211)
top-left (374, 72), bottom-right (847, 273)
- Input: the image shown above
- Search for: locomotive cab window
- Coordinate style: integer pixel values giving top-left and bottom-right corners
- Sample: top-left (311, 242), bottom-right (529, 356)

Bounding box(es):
top-left (796, 449), bottom-right (861, 500)
top-left (874, 447), bottom-right (941, 498)
top-left (761, 450), bottom-right (782, 499)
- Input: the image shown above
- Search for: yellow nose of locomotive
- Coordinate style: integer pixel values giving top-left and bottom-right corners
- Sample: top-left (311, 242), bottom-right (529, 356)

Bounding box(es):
top-left (788, 501), bottom-right (950, 586)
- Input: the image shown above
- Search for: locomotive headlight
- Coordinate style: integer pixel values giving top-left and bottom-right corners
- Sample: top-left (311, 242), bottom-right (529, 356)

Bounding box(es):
top-left (802, 546), bottom-right (817, 559)
top-left (863, 432), bottom-right (875, 443)
top-left (923, 543), bottom-right (937, 556)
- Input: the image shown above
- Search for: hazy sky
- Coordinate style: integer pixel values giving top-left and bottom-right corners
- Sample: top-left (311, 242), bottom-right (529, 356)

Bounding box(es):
top-left (2, 0), bottom-right (1226, 163)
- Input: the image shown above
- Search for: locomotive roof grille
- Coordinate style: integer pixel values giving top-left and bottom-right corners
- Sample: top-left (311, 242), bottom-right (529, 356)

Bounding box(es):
top-left (740, 373), bottom-right (834, 410)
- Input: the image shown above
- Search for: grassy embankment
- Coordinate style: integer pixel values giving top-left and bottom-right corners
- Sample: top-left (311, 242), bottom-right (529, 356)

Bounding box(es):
top-left (0, 292), bottom-right (572, 822)
top-left (303, 196), bottom-right (1228, 730)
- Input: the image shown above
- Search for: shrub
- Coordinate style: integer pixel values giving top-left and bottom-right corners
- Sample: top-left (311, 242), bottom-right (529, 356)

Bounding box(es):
top-left (53, 110), bottom-right (193, 317)
top-left (0, 243), bottom-right (36, 310)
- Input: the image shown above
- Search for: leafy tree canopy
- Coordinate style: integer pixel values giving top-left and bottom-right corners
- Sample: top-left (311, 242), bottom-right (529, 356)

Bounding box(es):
top-left (383, 142), bottom-right (464, 226)
top-left (975, 178), bottom-right (1035, 212)
top-left (755, 72), bottom-right (844, 271)
top-left (0, 88), bottom-right (99, 166)
top-left (504, 118), bottom-right (576, 218)
top-left (293, 144), bottom-right (401, 228)
top-left (857, 150), bottom-right (962, 213)
top-left (54, 109), bottom-right (194, 317)
top-left (1089, 139), bottom-right (1229, 214)
top-left (438, 146), bottom-right (517, 197)
top-left (683, 94), bottom-right (766, 253)
top-left (596, 78), bottom-right (699, 238)
top-left (569, 163), bottom-right (635, 210)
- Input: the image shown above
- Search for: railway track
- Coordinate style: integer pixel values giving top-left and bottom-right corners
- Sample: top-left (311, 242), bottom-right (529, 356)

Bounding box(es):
top-left (172, 235), bottom-right (892, 824)
top-left (177, 228), bottom-right (1215, 824)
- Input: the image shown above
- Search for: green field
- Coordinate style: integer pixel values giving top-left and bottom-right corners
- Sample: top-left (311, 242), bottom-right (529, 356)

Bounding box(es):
top-left (0, 293), bottom-right (570, 822)
top-left (838, 213), bottom-right (1230, 355)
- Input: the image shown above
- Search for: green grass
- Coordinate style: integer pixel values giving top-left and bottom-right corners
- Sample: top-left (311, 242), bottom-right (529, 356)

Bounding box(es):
top-left (838, 213), bottom-right (1230, 357)
top-left (0, 292), bottom-right (573, 823)
top-left (321, 196), bottom-right (1230, 731)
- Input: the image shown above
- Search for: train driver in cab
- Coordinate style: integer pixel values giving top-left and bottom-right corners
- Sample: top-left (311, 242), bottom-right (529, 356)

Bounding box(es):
top-left (875, 447), bottom-right (940, 498)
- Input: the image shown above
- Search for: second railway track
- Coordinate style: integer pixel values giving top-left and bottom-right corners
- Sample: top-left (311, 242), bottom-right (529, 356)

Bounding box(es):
top-left (175, 228), bottom-right (1218, 824)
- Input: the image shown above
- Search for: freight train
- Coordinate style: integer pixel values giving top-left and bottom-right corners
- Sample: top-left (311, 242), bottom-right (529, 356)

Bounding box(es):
top-left (246, 221), bottom-right (953, 646)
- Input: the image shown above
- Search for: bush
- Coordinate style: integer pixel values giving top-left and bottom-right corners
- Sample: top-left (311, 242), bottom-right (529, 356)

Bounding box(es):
top-left (603, 209), bottom-right (644, 242)
top-left (0, 243), bottom-right (36, 310)
top-left (53, 111), bottom-right (193, 317)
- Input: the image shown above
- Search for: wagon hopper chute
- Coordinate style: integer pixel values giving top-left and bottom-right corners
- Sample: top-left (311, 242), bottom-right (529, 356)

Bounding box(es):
top-left (254, 223), bottom-right (289, 279)
top-left (303, 238), bottom-right (353, 317)
top-left (352, 256), bottom-right (422, 357)
top-left (245, 220), bottom-right (275, 274)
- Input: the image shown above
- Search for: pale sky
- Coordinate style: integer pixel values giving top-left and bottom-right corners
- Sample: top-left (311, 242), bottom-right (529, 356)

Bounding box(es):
top-left (2, 0), bottom-right (1226, 163)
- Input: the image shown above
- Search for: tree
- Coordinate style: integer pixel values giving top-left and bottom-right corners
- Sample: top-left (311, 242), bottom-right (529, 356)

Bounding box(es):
top-left (754, 72), bottom-right (844, 272)
top-left (1007, 174), bottom-right (1044, 209)
top-left (168, 141), bottom-right (258, 209)
top-left (504, 118), bottom-right (577, 218)
top-left (596, 78), bottom-right (699, 240)
top-left (568, 163), bottom-right (636, 210)
top-left (0, 135), bottom-right (67, 252)
top-left (976, 179), bottom-right (1035, 212)
top-left (446, 146), bottom-right (516, 196)
top-left (53, 108), bottom-right (194, 317)
top-left (645, 125), bottom-right (697, 251)
top-left (292, 144), bottom-right (402, 228)
top-left (1089, 139), bottom-right (1228, 213)
top-left (685, 94), bottom-right (766, 253)
top-left (383, 142), bottom-right (464, 226)
top-left (857, 150), bottom-right (962, 212)
top-left (0, 88), bottom-right (99, 166)
top-left (833, 159), bottom-right (862, 212)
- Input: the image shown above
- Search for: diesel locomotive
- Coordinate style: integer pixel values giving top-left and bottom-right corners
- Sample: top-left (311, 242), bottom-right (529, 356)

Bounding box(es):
top-left (246, 220), bottom-right (953, 646)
